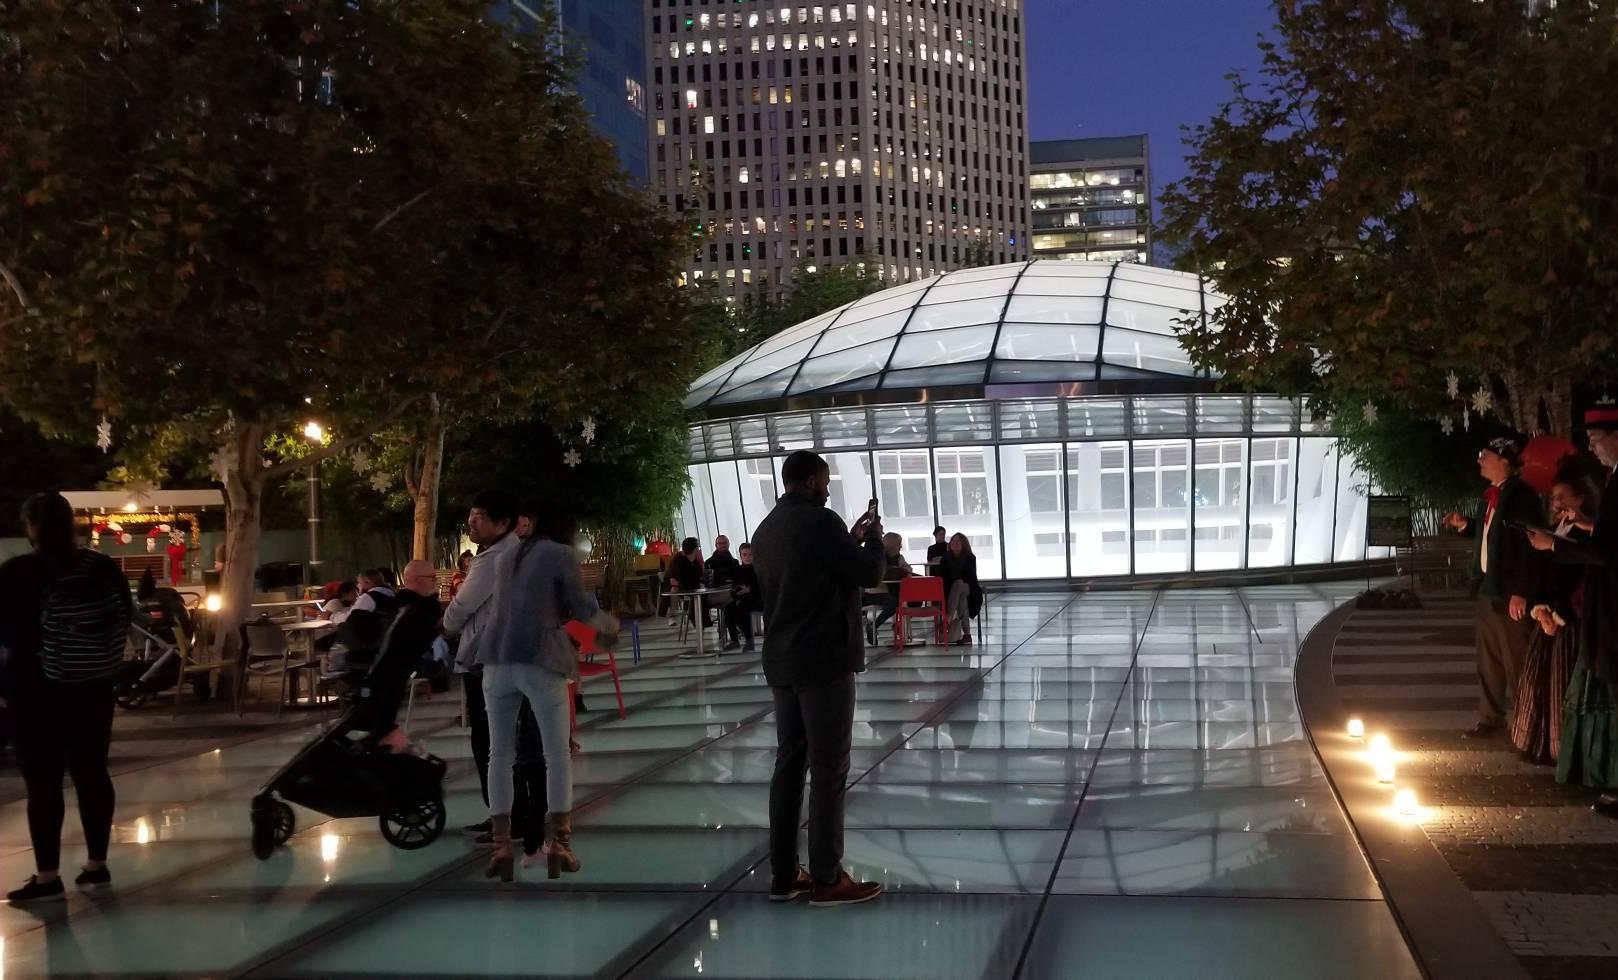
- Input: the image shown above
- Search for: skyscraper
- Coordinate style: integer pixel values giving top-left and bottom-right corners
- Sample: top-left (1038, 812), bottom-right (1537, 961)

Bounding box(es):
top-left (499, 0), bottom-right (650, 182)
top-left (646, 1), bottom-right (1029, 298)
top-left (1028, 136), bottom-right (1151, 264)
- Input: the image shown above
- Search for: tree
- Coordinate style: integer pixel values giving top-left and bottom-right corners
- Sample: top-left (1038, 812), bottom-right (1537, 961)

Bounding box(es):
top-left (0, 1), bottom-right (698, 644)
top-left (438, 402), bottom-right (692, 605)
top-left (1160, 0), bottom-right (1618, 436)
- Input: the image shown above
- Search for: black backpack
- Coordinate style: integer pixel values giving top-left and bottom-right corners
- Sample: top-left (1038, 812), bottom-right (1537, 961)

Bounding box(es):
top-left (39, 550), bottom-right (132, 684)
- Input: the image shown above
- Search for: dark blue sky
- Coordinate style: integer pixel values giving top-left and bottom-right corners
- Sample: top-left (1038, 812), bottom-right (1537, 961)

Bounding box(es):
top-left (1026, 0), bottom-right (1280, 204)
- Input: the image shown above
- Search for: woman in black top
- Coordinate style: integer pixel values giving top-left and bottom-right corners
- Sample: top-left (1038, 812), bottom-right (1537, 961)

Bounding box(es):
top-left (941, 533), bottom-right (983, 646)
top-left (0, 492), bottom-right (130, 905)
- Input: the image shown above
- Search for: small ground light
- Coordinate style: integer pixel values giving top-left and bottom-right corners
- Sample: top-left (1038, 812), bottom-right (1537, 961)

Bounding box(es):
top-left (1346, 718), bottom-right (1365, 739)
top-left (1375, 758), bottom-right (1396, 783)
top-left (1395, 788), bottom-right (1419, 817)
top-left (204, 594), bottom-right (223, 612)
top-left (1368, 733), bottom-right (1392, 759)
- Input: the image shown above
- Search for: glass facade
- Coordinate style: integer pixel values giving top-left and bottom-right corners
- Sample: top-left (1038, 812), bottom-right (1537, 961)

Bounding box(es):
top-left (678, 394), bottom-right (1386, 581)
top-left (497, 0), bottom-right (649, 182)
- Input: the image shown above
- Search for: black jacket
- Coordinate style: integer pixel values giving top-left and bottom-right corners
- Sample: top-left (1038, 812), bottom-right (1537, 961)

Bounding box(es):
top-left (1553, 466), bottom-right (1618, 680)
top-left (752, 492), bottom-right (884, 687)
top-left (707, 550), bottom-right (741, 588)
top-left (730, 563), bottom-right (761, 611)
top-left (666, 553), bottom-right (702, 592)
top-left (1458, 474), bottom-right (1544, 600)
top-left (942, 552), bottom-right (984, 619)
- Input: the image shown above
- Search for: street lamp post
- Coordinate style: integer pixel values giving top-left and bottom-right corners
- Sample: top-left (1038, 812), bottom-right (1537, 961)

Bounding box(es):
top-left (303, 421), bottom-right (325, 583)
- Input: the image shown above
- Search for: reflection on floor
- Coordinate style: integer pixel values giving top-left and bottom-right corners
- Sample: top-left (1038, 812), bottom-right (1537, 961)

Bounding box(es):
top-left (0, 585), bottom-right (1423, 979)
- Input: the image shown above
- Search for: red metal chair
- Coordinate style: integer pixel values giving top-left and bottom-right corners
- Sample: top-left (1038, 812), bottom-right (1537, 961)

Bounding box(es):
top-left (893, 576), bottom-right (947, 649)
top-left (565, 619), bottom-right (626, 728)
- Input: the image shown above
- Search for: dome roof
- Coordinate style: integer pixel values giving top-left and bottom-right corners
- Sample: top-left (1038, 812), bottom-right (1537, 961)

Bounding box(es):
top-left (685, 260), bottom-right (1223, 413)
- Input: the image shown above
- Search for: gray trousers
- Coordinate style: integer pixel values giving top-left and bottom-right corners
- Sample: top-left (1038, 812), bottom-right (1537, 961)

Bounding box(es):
top-left (1477, 596), bottom-right (1532, 725)
top-left (947, 580), bottom-right (971, 642)
top-left (769, 673), bottom-right (855, 885)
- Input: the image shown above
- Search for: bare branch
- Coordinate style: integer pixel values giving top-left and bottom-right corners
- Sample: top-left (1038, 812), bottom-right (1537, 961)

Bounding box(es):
top-left (371, 188), bottom-right (434, 235)
top-left (0, 257), bottom-right (35, 314)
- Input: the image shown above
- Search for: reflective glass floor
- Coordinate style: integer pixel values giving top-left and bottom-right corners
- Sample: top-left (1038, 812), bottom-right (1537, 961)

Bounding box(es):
top-left (0, 585), bottom-right (1421, 979)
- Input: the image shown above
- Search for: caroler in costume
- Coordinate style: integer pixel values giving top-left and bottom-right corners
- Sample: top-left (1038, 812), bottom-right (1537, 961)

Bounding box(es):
top-left (1529, 402), bottom-right (1618, 817)
top-left (1509, 459), bottom-right (1601, 764)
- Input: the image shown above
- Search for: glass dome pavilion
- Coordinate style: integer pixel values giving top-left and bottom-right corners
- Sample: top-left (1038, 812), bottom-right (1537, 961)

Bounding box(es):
top-left (678, 261), bottom-right (1386, 583)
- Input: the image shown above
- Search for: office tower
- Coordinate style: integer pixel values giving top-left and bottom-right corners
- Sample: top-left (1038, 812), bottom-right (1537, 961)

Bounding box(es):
top-left (500, 0), bottom-right (650, 181)
top-left (646, 1), bottom-right (1030, 297)
top-left (1029, 135), bottom-right (1151, 264)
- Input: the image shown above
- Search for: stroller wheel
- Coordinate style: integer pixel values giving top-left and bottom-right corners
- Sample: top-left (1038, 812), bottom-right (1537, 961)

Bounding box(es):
top-left (251, 800), bottom-right (295, 860)
top-left (379, 795), bottom-right (445, 850)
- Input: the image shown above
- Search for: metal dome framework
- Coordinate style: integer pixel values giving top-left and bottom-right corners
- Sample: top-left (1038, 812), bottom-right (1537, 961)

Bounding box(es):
top-left (685, 260), bottom-right (1222, 415)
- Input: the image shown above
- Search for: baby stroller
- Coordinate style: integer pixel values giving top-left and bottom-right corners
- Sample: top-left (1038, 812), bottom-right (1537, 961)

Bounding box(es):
top-left (115, 591), bottom-right (203, 709)
top-left (249, 615), bottom-right (448, 860)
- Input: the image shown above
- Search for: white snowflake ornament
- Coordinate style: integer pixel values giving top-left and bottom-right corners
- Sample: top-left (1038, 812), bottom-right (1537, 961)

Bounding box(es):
top-left (1439, 416), bottom-right (1454, 436)
top-left (1463, 407), bottom-right (1472, 432)
top-left (1445, 371), bottom-right (1460, 400)
top-left (563, 448), bottom-right (582, 468)
top-left (1360, 401), bottom-right (1378, 426)
top-left (96, 416), bottom-right (112, 453)
top-left (368, 471), bottom-right (392, 493)
top-left (581, 416), bottom-right (597, 445)
top-left (209, 447), bottom-right (232, 483)
top-left (350, 449), bottom-right (370, 474)
top-left (1470, 385), bottom-right (1494, 416)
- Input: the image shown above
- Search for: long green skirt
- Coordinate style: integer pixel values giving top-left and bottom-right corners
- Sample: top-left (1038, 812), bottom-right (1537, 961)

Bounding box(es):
top-left (1556, 663), bottom-right (1618, 789)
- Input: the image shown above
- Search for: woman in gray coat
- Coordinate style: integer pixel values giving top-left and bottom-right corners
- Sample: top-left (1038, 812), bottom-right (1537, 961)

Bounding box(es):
top-left (478, 512), bottom-right (617, 881)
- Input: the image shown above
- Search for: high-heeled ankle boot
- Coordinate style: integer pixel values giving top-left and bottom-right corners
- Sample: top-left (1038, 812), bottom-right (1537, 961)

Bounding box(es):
top-left (484, 814), bottom-right (514, 882)
top-left (545, 811), bottom-right (581, 879)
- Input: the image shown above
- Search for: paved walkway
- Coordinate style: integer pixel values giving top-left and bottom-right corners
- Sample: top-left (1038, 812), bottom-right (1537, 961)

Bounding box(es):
top-left (0, 586), bottom-right (1421, 978)
top-left (1330, 597), bottom-right (1618, 979)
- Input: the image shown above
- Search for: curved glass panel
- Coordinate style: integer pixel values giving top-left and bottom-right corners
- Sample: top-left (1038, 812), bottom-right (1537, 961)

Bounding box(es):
top-left (719, 337), bottom-right (820, 391)
top-left (888, 325), bottom-right (997, 369)
top-left (906, 297), bottom-right (1006, 333)
top-left (994, 323), bottom-right (1101, 362)
top-left (1003, 295), bottom-right (1105, 325)
top-left (812, 309), bottom-right (910, 356)
top-left (880, 363), bottom-right (991, 389)
top-left (788, 341), bottom-right (893, 394)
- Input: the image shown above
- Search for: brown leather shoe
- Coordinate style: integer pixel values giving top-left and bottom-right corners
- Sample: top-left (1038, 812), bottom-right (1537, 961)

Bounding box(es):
top-left (808, 871), bottom-right (882, 908)
top-left (769, 866), bottom-right (813, 903)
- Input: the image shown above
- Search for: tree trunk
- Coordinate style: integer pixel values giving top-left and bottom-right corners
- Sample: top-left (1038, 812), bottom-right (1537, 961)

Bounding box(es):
top-left (215, 422), bottom-right (271, 658)
top-left (408, 394), bottom-right (447, 563)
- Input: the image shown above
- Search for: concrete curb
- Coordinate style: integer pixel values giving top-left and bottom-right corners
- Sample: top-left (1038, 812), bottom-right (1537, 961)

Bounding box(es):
top-left (1295, 601), bottom-right (1528, 980)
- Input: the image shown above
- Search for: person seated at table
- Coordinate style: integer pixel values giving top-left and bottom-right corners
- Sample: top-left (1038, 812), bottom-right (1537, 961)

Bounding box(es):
top-left (926, 525), bottom-right (948, 574)
top-left (351, 560), bottom-right (444, 752)
top-left (666, 538), bottom-right (709, 628)
top-left (328, 569), bottom-right (400, 674)
top-left (723, 542), bottom-right (762, 652)
top-left (861, 533), bottom-right (910, 644)
top-left (321, 579), bottom-right (359, 625)
top-left (941, 533), bottom-right (983, 646)
top-left (707, 535), bottom-right (740, 586)
top-left (449, 551), bottom-right (474, 599)
top-left (136, 569), bottom-right (193, 645)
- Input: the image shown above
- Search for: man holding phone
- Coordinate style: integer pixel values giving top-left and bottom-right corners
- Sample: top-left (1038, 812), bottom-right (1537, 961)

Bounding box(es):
top-left (752, 451), bottom-right (886, 907)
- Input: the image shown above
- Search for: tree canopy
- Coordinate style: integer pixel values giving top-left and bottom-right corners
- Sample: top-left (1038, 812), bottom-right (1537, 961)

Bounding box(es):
top-left (0, 0), bottom-right (712, 629)
top-left (1161, 0), bottom-right (1618, 435)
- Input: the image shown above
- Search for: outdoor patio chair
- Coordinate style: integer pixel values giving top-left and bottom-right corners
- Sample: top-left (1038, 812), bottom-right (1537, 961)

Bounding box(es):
top-left (564, 619), bottom-right (626, 726)
top-left (893, 576), bottom-right (947, 649)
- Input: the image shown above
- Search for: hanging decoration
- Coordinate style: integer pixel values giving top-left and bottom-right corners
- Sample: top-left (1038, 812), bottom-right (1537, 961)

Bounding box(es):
top-left (1463, 406), bottom-right (1472, 432)
top-left (1439, 416), bottom-right (1454, 437)
top-left (209, 447), bottom-right (232, 484)
top-left (96, 416), bottom-right (112, 453)
top-left (1470, 385), bottom-right (1494, 416)
top-left (581, 417), bottom-right (597, 445)
top-left (368, 471), bottom-right (392, 493)
top-left (563, 448), bottom-right (582, 468)
top-left (350, 449), bottom-right (370, 474)
top-left (1360, 401), bottom-right (1378, 426)
top-left (1445, 371), bottom-right (1460, 400)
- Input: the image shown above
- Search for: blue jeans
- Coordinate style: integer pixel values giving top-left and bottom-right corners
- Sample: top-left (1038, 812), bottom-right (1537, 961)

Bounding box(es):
top-left (483, 664), bottom-right (572, 817)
